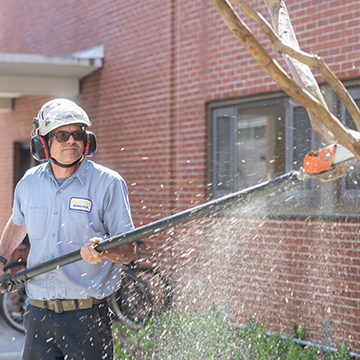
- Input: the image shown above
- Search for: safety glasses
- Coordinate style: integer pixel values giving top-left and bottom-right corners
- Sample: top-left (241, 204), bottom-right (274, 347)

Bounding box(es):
top-left (50, 130), bottom-right (85, 143)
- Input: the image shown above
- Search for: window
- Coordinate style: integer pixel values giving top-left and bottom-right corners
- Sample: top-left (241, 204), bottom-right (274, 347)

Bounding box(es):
top-left (335, 87), bottom-right (360, 213)
top-left (235, 117), bottom-right (266, 190)
top-left (209, 85), bottom-right (360, 217)
top-left (13, 142), bottom-right (39, 186)
top-left (211, 98), bottom-right (286, 199)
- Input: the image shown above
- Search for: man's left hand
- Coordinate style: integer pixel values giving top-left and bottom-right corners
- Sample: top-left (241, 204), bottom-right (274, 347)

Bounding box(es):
top-left (80, 238), bottom-right (109, 264)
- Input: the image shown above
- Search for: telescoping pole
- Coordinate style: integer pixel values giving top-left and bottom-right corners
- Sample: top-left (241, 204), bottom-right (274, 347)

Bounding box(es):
top-left (0, 171), bottom-right (301, 291)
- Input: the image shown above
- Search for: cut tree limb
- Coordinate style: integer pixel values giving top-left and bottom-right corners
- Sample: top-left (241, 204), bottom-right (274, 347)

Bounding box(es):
top-left (263, 0), bottom-right (334, 143)
top-left (209, 0), bottom-right (360, 162)
top-left (236, 0), bottom-right (360, 139)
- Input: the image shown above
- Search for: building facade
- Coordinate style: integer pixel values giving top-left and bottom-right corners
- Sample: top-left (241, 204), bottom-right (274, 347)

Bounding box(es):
top-left (0, 0), bottom-right (360, 352)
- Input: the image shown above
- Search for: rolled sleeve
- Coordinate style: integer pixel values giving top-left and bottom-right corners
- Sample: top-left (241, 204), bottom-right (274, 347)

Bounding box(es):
top-left (103, 176), bottom-right (134, 237)
top-left (12, 181), bottom-right (26, 226)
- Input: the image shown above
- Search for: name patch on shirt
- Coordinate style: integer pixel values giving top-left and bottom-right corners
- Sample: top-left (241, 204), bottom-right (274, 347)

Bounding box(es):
top-left (69, 197), bottom-right (92, 212)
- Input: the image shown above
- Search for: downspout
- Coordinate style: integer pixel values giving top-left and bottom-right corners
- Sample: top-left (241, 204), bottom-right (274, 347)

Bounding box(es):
top-left (169, 0), bottom-right (176, 215)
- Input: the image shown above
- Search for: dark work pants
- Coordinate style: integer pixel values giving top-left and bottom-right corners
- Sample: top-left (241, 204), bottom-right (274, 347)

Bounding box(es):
top-left (22, 303), bottom-right (114, 360)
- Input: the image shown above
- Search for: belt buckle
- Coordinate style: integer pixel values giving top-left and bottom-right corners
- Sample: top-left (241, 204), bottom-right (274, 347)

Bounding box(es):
top-left (52, 300), bottom-right (64, 313)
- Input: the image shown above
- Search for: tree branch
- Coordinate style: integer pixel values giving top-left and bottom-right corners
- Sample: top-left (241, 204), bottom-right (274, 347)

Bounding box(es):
top-left (209, 0), bottom-right (360, 162)
top-left (259, 0), bottom-right (360, 134)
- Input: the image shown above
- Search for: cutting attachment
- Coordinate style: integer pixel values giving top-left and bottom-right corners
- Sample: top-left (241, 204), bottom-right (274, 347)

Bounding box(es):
top-left (302, 144), bottom-right (355, 182)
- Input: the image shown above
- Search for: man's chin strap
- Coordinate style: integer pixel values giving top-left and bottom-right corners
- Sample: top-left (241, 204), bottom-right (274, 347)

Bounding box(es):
top-left (50, 155), bottom-right (84, 168)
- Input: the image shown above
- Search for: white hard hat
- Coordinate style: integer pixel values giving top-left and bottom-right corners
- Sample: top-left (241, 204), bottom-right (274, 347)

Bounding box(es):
top-left (34, 99), bottom-right (92, 136)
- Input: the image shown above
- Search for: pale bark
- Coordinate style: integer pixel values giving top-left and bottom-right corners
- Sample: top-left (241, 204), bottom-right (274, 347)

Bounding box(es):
top-left (209, 0), bottom-right (360, 162)
top-left (237, 0), bottom-right (334, 143)
top-left (239, 0), bottom-right (360, 134)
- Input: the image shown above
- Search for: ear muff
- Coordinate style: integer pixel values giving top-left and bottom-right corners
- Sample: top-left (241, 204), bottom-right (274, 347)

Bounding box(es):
top-left (83, 131), bottom-right (97, 157)
top-left (31, 135), bottom-right (50, 161)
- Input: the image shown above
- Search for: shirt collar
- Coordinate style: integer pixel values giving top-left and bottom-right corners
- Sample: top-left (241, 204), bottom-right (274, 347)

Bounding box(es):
top-left (39, 158), bottom-right (89, 187)
top-left (73, 157), bottom-right (88, 186)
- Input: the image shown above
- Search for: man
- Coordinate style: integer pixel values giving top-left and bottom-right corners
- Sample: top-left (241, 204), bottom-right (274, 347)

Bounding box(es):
top-left (0, 99), bottom-right (135, 360)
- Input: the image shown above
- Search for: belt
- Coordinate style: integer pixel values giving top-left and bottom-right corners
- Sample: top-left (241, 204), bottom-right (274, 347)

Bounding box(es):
top-left (29, 297), bottom-right (106, 314)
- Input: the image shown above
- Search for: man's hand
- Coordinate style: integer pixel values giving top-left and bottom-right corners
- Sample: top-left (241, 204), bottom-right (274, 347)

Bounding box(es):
top-left (80, 238), bottom-right (109, 264)
top-left (0, 265), bottom-right (6, 294)
top-left (81, 237), bottom-right (136, 265)
top-left (0, 218), bottom-right (27, 293)
top-left (0, 272), bottom-right (12, 293)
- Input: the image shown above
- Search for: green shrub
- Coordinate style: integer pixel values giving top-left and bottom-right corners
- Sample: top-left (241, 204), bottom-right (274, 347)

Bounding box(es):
top-left (112, 306), bottom-right (353, 360)
top-left (293, 322), bottom-right (306, 341)
top-left (113, 305), bottom-right (240, 359)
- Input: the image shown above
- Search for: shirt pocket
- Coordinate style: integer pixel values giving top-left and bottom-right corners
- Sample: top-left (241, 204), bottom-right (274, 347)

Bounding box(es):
top-left (66, 211), bottom-right (104, 245)
top-left (27, 208), bottom-right (48, 240)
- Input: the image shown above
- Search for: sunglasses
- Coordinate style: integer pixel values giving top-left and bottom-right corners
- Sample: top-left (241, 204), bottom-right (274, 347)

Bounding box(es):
top-left (50, 130), bottom-right (85, 143)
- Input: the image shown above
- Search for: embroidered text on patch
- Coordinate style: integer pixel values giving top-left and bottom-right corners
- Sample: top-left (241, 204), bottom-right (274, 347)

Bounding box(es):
top-left (69, 198), bottom-right (92, 212)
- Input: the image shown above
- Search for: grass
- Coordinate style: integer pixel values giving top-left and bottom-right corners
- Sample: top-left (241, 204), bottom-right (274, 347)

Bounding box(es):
top-left (112, 305), bottom-right (353, 360)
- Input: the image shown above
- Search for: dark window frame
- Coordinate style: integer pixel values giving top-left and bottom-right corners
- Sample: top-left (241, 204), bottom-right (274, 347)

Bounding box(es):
top-left (13, 141), bottom-right (39, 188)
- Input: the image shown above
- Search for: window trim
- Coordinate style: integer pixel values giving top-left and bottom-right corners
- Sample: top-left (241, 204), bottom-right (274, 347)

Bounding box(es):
top-left (339, 87), bottom-right (360, 200)
top-left (207, 84), bottom-right (360, 218)
top-left (286, 98), bottom-right (316, 202)
top-left (212, 107), bottom-right (236, 197)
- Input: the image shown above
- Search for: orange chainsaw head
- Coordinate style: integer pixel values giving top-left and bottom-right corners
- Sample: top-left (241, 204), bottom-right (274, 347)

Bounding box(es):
top-left (302, 143), bottom-right (347, 182)
top-left (303, 144), bottom-right (336, 174)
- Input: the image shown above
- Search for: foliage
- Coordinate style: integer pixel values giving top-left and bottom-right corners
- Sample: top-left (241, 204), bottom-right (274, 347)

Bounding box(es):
top-left (293, 322), bottom-right (306, 341)
top-left (112, 306), bottom-right (354, 360)
top-left (113, 305), bottom-right (240, 359)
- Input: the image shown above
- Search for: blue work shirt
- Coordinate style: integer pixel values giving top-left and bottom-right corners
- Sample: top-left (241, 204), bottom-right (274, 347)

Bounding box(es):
top-left (12, 158), bottom-right (134, 300)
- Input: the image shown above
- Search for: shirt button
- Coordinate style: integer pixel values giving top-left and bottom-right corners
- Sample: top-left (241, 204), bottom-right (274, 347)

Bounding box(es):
top-left (54, 211), bottom-right (58, 215)
top-left (52, 233), bottom-right (56, 238)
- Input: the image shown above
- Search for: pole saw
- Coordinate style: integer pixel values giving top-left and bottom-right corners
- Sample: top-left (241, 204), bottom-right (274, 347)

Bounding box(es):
top-left (0, 143), bottom-right (355, 292)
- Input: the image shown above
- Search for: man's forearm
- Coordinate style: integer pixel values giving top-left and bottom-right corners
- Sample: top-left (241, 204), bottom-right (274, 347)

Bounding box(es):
top-left (105, 242), bottom-right (136, 264)
top-left (0, 216), bottom-right (27, 265)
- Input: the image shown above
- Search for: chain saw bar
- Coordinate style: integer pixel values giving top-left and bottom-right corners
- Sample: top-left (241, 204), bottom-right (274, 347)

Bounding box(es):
top-left (302, 143), bottom-right (355, 182)
top-left (0, 171), bottom-right (301, 292)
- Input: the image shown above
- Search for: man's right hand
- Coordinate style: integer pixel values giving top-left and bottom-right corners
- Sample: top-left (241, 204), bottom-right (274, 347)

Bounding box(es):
top-left (0, 270), bottom-right (11, 293)
top-left (0, 217), bottom-right (27, 293)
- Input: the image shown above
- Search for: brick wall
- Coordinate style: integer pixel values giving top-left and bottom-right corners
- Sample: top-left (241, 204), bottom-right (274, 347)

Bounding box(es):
top-left (170, 214), bottom-right (360, 350)
top-left (0, 0), bottom-right (360, 352)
